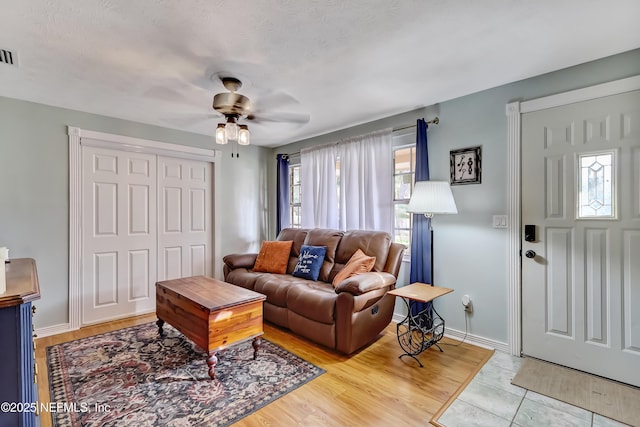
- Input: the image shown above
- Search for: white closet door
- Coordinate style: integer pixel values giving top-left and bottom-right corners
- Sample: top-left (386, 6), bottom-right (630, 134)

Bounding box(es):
top-left (157, 156), bottom-right (212, 281)
top-left (82, 146), bottom-right (157, 324)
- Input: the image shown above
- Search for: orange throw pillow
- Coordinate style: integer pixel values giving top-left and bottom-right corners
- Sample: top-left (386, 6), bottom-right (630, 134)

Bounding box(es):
top-left (332, 249), bottom-right (376, 287)
top-left (253, 240), bottom-right (293, 274)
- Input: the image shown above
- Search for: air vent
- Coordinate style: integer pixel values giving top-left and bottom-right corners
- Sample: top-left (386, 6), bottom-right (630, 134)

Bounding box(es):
top-left (0, 49), bottom-right (18, 67)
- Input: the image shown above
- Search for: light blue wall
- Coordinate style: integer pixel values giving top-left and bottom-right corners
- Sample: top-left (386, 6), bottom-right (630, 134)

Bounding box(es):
top-left (271, 49), bottom-right (640, 345)
top-left (0, 97), bottom-right (270, 329)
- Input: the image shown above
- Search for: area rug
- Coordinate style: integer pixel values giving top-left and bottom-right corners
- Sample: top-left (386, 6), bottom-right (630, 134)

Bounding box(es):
top-left (511, 358), bottom-right (640, 426)
top-left (47, 322), bottom-right (325, 427)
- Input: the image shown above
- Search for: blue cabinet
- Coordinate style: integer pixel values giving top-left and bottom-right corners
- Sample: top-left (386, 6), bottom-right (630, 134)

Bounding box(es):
top-left (0, 259), bottom-right (40, 427)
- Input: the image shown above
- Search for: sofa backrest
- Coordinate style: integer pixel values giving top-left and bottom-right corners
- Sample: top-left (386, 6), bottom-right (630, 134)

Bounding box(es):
top-left (277, 227), bottom-right (405, 283)
top-left (334, 229), bottom-right (391, 273)
top-left (276, 228), bottom-right (308, 274)
top-left (384, 242), bottom-right (405, 279)
top-left (302, 228), bottom-right (344, 282)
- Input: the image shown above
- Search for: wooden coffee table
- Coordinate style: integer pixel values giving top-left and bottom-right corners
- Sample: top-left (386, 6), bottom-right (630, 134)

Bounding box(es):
top-left (155, 275), bottom-right (266, 379)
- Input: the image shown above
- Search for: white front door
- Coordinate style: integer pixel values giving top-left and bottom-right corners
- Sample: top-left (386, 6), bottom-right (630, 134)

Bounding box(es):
top-left (521, 89), bottom-right (640, 387)
top-left (157, 156), bottom-right (212, 281)
top-left (82, 146), bottom-right (157, 324)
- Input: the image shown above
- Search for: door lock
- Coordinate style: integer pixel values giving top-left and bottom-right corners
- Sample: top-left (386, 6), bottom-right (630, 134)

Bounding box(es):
top-left (525, 225), bottom-right (536, 242)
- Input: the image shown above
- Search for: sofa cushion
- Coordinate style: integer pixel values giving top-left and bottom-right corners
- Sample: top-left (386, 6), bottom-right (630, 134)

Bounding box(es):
top-left (303, 229), bottom-right (343, 282)
top-left (254, 274), bottom-right (291, 308)
top-left (292, 245), bottom-right (327, 281)
top-left (254, 240), bottom-right (293, 274)
top-left (332, 249), bottom-right (376, 287)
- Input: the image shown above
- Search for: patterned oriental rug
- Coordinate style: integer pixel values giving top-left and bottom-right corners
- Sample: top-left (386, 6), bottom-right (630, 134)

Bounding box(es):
top-left (46, 322), bottom-right (325, 427)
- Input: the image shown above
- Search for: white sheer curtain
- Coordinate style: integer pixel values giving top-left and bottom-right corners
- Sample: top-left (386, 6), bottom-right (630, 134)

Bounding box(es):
top-left (338, 129), bottom-right (393, 233)
top-left (301, 144), bottom-right (339, 229)
top-left (301, 128), bottom-right (393, 233)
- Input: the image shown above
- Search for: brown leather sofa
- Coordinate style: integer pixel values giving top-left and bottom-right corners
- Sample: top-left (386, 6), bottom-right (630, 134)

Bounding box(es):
top-left (223, 228), bottom-right (405, 354)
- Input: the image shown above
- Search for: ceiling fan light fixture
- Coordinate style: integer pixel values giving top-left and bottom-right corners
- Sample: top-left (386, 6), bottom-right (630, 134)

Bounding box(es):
top-left (238, 125), bottom-right (250, 145)
top-left (215, 123), bottom-right (228, 144)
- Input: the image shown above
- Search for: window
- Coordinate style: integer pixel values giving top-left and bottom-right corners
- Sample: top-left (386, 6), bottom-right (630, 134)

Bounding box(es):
top-left (288, 160), bottom-right (340, 229)
top-left (289, 163), bottom-right (302, 228)
top-left (291, 144), bottom-right (413, 236)
top-left (578, 151), bottom-right (615, 219)
top-left (393, 145), bottom-right (416, 248)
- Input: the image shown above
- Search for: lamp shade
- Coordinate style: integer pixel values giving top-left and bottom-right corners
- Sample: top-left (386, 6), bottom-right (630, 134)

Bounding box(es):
top-left (407, 181), bottom-right (458, 215)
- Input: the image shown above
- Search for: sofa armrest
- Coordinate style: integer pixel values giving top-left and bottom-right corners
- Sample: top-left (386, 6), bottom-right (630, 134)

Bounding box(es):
top-left (223, 253), bottom-right (258, 270)
top-left (334, 272), bottom-right (397, 295)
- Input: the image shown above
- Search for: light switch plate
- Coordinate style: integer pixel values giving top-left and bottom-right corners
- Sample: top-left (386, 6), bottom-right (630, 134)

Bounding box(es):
top-left (493, 215), bottom-right (508, 228)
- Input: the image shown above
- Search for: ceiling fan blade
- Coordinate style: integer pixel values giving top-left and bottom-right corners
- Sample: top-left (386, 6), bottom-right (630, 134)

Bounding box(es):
top-left (247, 111), bottom-right (310, 124)
top-left (162, 113), bottom-right (217, 127)
top-left (144, 85), bottom-right (195, 105)
top-left (254, 91), bottom-right (300, 110)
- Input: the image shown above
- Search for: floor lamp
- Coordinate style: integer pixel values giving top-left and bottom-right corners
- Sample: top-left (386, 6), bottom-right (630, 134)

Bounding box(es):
top-left (395, 180), bottom-right (458, 364)
top-left (406, 180), bottom-right (458, 286)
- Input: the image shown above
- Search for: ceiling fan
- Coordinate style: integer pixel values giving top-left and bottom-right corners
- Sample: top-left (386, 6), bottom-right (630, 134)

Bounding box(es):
top-left (211, 75), bottom-right (309, 146)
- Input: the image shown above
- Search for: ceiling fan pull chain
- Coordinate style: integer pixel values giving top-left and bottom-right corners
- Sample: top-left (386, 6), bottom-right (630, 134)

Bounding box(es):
top-left (230, 140), bottom-right (240, 158)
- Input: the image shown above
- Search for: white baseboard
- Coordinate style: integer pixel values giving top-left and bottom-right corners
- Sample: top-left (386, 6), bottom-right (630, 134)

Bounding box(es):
top-left (35, 323), bottom-right (75, 338)
top-left (392, 312), bottom-right (407, 324)
top-left (443, 327), bottom-right (510, 353)
top-left (35, 310), bottom-right (157, 338)
top-left (391, 313), bottom-right (509, 353)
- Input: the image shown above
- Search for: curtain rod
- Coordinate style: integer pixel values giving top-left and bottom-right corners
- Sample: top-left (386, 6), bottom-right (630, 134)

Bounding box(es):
top-left (278, 117), bottom-right (440, 159)
top-left (392, 116), bottom-right (440, 133)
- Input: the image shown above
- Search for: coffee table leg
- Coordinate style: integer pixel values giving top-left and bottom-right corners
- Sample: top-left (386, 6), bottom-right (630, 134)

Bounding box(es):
top-left (252, 337), bottom-right (262, 360)
top-left (156, 318), bottom-right (165, 336)
top-left (207, 352), bottom-right (217, 379)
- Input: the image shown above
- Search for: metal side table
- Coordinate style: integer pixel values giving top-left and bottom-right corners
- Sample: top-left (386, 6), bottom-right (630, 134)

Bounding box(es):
top-left (388, 283), bottom-right (453, 367)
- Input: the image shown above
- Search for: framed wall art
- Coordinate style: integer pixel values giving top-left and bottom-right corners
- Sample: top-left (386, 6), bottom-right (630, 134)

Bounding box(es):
top-left (450, 146), bottom-right (481, 185)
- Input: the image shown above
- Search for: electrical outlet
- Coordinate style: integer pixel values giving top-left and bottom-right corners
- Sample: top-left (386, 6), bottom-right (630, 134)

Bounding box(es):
top-left (462, 294), bottom-right (473, 313)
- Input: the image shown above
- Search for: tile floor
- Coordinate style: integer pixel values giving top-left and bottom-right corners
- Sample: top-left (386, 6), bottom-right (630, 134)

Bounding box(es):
top-left (437, 351), bottom-right (632, 427)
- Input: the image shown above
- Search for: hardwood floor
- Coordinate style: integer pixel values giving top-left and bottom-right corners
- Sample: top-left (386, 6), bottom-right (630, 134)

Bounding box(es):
top-left (35, 314), bottom-right (493, 427)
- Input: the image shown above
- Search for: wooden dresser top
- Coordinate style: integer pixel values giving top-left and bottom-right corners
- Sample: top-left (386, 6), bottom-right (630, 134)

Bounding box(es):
top-left (1, 258), bottom-right (41, 308)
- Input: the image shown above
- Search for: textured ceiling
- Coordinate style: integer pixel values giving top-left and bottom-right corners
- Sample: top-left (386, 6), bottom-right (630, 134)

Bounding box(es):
top-left (1, 0), bottom-right (639, 147)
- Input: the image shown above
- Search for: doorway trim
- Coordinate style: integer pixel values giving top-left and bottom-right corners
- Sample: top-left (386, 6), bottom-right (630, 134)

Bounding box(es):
top-left (505, 75), bottom-right (640, 356)
top-left (68, 126), bottom-right (222, 330)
